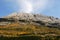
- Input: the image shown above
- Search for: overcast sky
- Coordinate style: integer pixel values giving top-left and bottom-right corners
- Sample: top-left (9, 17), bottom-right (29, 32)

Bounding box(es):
top-left (0, 0), bottom-right (60, 18)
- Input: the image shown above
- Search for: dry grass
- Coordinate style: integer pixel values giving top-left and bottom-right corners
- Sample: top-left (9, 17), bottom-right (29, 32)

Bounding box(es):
top-left (0, 23), bottom-right (60, 37)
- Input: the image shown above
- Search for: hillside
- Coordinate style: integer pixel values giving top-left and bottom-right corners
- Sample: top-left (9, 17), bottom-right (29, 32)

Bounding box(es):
top-left (0, 22), bottom-right (60, 37)
top-left (0, 13), bottom-right (60, 39)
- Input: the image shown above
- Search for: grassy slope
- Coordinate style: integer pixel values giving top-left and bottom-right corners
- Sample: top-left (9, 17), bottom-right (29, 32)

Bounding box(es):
top-left (0, 23), bottom-right (60, 37)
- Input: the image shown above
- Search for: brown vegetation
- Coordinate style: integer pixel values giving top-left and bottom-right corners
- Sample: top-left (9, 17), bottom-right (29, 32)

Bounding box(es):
top-left (0, 23), bottom-right (60, 37)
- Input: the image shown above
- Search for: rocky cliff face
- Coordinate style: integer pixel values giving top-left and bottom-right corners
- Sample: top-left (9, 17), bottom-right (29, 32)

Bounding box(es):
top-left (1, 12), bottom-right (60, 27)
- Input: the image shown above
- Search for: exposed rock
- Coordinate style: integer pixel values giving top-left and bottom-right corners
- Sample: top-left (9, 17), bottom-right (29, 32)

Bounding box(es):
top-left (1, 12), bottom-right (60, 28)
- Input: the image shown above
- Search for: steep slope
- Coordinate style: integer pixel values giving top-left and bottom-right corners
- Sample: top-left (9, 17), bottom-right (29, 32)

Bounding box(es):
top-left (7, 12), bottom-right (60, 22)
top-left (5, 12), bottom-right (60, 27)
top-left (0, 12), bottom-right (60, 38)
top-left (0, 23), bottom-right (60, 37)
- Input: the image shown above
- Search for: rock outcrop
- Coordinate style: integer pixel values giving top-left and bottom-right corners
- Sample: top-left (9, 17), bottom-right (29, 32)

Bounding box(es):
top-left (1, 12), bottom-right (60, 28)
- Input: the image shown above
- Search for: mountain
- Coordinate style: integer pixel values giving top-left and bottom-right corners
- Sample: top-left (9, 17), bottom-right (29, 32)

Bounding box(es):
top-left (4, 12), bottom-right (60, 27)
top-left (0, 12), bottom-right (60, 38)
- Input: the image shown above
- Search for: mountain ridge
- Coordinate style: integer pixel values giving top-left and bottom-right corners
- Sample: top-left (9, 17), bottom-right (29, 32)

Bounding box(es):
top-left (3, 12), bottom-right (60, 27)
top-left (0, 12), bottom-right (60, 38)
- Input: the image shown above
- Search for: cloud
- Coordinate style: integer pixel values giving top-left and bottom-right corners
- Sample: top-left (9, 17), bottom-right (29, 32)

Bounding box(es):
top-left (6, 0), bottom-right (54, 13)
top-left (30, 0), bottom-right (50, 13)
top-left (17, 0), bottom-right (33, 13)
